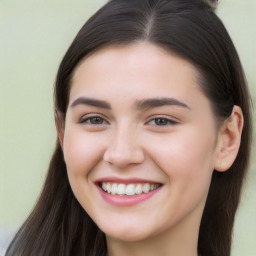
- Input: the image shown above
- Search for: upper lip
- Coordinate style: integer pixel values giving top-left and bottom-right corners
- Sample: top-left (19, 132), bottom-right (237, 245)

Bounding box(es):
top-left (95, 176), bottom-right (162, 185)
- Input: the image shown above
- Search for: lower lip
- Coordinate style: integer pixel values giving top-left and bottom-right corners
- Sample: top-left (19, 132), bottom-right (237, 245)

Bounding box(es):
top-left (97, 185), bottom-right (162, 206)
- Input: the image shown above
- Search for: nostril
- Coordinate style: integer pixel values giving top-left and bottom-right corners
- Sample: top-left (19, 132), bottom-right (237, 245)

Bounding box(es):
top-left (103, 131), bottom-right (145, 167)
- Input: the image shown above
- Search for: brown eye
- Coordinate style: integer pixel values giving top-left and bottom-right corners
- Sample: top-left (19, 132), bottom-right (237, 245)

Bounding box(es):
top-left (149, 118), bottom-right (177, 126)
top-left (155, 118), bottom-right (169, 126)
top-left (80, 116), bottom-right (106, 125)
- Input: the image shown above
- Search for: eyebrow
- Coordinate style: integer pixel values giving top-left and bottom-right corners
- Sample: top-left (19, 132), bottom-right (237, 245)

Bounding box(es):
top-left (70, 97), bottom-right (111, 109)
top-left (135, 97), bottom-right (191, 110)
top-left (70, 97), bottom-right (190, 111)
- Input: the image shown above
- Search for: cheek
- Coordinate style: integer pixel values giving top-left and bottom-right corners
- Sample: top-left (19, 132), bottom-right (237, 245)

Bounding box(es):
top-left (146, 126), bottom-right (216, 193)
top-left (62, 127), bottom-right (107, 213)
top-left (63, 127), bottom-right (105, 176)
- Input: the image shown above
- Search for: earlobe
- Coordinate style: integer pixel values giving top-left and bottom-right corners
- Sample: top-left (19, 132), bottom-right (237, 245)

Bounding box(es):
top-left (55, 111), bottom-right (65, 148)
top-left (214, 106), bottom-right (244, 172)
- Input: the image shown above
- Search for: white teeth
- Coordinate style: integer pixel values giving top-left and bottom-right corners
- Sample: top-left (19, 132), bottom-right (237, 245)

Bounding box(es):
top-left (126, 184), bottom-right (135, 196)
top-left (102, 182), bottom-right (107, 192)
top-left (135, 184), bottom-right (142, 195)
top-left (101, 182), bottom-right (160, 196)
top-left (112, 183), bottom-right (118, 195)
top-left (117, 184), bottom-right (126, 195)
top-left (142, 183), bottom-right (150, 193)
top-left (106, 183), bottom-right (111, 193)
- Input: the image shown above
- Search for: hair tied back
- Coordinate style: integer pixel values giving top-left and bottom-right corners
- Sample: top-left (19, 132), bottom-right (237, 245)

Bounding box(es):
top-left (204, 0), bottom-right (221, 10)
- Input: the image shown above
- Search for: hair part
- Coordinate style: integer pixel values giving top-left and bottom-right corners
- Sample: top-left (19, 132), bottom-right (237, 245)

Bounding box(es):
top-left (6, 0), bottom-right (252, 255)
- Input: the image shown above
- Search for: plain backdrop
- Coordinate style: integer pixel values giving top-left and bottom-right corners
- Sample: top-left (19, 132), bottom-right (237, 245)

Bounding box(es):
top-left (0, 0), bottom-right (255, 255)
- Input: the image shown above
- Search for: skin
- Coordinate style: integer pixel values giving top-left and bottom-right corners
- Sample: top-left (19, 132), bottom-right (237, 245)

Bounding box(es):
top-left (57, 42), bottom-right (243, 256)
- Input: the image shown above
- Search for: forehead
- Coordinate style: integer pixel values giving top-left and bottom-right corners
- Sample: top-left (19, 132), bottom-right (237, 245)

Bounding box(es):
top-left (69, 42), bottom-right (211, 112)
top-left (72, 43), bottom-right (198, 90)
top-left (73, 42), bottom-right (198, 78)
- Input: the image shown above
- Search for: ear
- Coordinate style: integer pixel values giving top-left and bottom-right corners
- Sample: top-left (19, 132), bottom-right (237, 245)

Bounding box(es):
top-left (214, 106), bottom-right (244, 172)
top-left (55, 111), bottom-right (65, 148)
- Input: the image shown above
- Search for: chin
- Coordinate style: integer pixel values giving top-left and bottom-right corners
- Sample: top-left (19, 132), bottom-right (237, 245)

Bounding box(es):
top-left (99, 221), bottom-right (154, 242)
top-left (106, 230), bottom-right (152, 243)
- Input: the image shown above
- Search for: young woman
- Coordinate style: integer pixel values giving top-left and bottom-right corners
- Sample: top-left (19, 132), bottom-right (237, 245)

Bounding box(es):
top-left (6, 0), bottom-right (252, 255)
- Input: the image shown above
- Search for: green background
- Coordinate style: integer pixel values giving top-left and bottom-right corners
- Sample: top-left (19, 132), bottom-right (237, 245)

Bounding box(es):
top-left (0, 0), bottom-right (255, 255)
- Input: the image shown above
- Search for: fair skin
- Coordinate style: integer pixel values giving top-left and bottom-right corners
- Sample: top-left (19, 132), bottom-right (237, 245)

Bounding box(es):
top-left (56, 42), bottom-right (243, 256)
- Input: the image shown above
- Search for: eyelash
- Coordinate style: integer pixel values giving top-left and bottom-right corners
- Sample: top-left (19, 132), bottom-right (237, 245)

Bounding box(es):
top-left (147, 117), bottom-right (178, 126)
top-left (79, 116), bottom-right (108, 125)
top-left (79, 115), bottom-right (177, 127)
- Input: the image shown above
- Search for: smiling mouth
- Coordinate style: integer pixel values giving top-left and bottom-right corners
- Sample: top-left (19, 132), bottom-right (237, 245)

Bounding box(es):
top-left (100, 182), bottom-right (161, 196)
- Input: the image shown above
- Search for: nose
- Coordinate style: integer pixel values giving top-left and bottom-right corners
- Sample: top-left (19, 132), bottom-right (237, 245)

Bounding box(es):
top-left (103, 125), bottom-right (145, 169)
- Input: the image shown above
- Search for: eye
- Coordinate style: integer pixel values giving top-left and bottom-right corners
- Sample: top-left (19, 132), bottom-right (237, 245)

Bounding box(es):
top-left (79, 116), bottom-right (107, 125)
top-left (148, 117), bottom-right (177, 126)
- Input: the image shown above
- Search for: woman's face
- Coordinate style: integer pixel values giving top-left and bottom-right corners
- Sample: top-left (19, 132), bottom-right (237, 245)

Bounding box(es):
top-left (63, 43), bottom-right (220, 242)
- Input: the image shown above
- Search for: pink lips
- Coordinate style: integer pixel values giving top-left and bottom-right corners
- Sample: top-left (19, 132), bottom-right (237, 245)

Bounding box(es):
top-left (95, 177), bottom-right (162, 206)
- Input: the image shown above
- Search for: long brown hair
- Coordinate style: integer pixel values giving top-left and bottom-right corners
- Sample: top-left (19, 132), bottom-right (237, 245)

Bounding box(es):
top-left (6, 0), bottom-right (252, 255)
